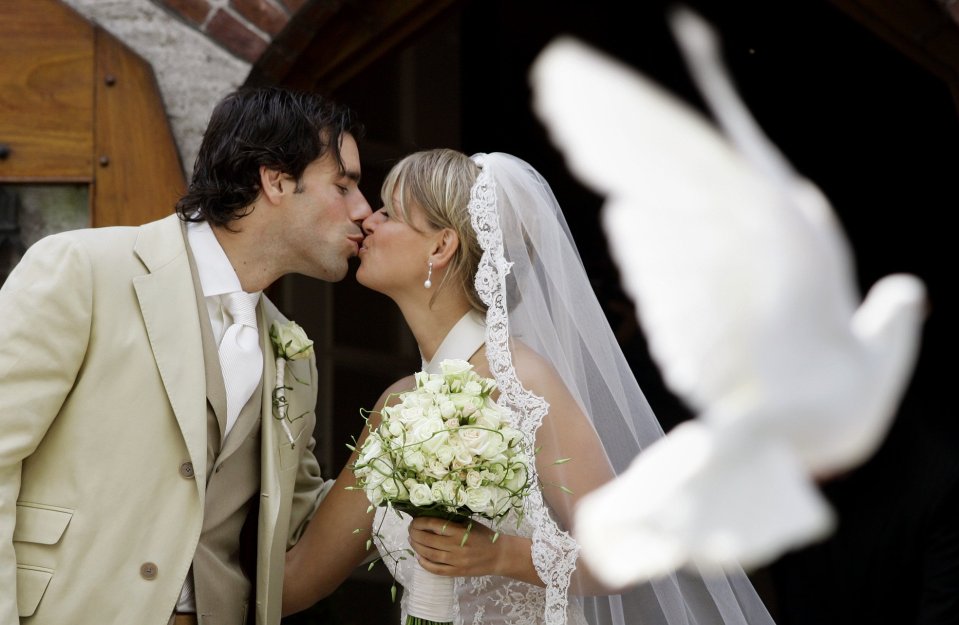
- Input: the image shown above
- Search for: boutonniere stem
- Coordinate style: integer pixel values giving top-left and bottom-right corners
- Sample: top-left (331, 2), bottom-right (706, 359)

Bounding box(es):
top-left (273, 357), bottom-right (296, 447)
top-left (269, 320), bottom-right (315, 449)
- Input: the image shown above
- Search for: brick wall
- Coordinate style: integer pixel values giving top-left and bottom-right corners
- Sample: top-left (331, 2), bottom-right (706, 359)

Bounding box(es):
top-left (153, 0), bottom-right (307, 62)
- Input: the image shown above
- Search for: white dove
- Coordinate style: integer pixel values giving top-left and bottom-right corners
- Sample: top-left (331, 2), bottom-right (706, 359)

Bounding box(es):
top-left (530, 7), bottom-right (928, 586)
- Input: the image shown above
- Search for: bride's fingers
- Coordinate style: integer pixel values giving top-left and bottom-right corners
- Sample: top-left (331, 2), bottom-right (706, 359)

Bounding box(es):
top-left (416, 554), bottom-right (457, 576)
top-left (409, 526), bottom-right (465, 556)
top-left (411, 539), bottom-right (453, 565)
top-left (410, 516), bottom-right (467, 537)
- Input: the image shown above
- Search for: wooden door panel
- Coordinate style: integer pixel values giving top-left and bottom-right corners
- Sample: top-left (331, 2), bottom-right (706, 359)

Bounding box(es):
top-left (94, 30), bottom-right (186, 226)
top-left (0, 0), bottom-right (94, 181)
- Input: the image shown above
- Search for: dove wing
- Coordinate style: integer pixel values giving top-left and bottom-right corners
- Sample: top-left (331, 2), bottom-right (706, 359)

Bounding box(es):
top-left (531, 37), bottom-right (807, 414)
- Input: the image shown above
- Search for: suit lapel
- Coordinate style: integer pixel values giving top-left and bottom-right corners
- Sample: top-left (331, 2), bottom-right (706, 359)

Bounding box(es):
top-left (259, 306), bottom-right (280, 460)
top-left (132, 215), bottom-right (209, 490)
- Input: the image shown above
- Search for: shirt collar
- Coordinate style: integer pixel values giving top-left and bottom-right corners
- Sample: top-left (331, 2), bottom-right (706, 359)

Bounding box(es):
top-left (186, 220), bottom-right (242, 297)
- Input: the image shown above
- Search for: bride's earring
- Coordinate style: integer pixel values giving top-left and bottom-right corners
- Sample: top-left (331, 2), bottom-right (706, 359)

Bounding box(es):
top-left (424, 260), bottom-right (433, 289)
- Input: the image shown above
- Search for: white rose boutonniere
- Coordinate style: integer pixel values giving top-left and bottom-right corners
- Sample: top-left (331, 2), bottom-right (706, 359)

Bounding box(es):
top-left (269, 320), bottom-right (315, 447)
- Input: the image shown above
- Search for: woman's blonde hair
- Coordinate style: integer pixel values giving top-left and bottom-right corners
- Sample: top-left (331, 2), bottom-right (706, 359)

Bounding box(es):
top-left (380, 149), bottom-right (486, 312)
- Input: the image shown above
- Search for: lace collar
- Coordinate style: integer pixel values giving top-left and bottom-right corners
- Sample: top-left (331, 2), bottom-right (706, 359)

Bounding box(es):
top-left (421, 310), bottom-right (486, 374)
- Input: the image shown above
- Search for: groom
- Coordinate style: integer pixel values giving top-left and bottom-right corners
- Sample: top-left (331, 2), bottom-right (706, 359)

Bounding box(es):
top-left (0, 87), bottom-right (371, 625)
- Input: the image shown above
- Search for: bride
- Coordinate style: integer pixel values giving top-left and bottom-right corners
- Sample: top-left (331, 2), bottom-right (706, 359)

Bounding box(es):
top-left (283, 149), bottom-right (776, 624)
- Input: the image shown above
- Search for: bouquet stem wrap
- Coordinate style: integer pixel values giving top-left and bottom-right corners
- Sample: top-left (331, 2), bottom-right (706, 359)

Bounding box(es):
top-left (406, 559), bottom-right (454, 625)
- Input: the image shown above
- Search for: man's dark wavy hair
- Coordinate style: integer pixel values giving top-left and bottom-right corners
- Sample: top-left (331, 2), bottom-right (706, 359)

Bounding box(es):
top-left (175, 86), bottom-right (364, 227)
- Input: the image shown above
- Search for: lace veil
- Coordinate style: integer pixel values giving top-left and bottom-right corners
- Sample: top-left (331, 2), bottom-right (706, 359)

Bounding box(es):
top-left (469, 152), bottom-right (775, 625)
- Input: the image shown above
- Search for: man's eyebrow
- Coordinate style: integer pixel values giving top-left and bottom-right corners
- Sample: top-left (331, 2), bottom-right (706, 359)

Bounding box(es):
top-left (341, 168), bottom-right (361, 184)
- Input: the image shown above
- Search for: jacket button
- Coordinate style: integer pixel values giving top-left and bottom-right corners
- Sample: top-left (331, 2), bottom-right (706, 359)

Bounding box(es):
top-left (179, 462), bottom-right (195, 479)
top-left (140, 562), bottom-right (158, 580)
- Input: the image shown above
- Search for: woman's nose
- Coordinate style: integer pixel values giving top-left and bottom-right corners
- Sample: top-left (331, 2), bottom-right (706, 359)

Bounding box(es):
top-left (351, 193), bottom-right (373, 222)
top-left (362, 209), bottom-right (383, 234)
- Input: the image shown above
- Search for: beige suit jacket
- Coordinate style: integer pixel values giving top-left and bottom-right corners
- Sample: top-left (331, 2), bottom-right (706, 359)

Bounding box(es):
top-left (0, 214), bottom-right (328, 625)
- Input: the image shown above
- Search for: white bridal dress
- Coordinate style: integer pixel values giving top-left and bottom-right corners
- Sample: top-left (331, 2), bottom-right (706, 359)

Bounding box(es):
top-left (374, 152), bottom-right (776, 625)
top-left (374, 311), bottom-right (589, 625)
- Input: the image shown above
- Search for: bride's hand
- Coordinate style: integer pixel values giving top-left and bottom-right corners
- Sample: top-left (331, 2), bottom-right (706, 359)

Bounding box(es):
top-left (408, 517), bottom-right (543, 586)
top-left (409, 517), bottom-right (500, 576)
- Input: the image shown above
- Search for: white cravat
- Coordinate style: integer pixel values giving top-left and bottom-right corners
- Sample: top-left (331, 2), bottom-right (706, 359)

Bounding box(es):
top-left (218, 290), bottom-right (263, 434)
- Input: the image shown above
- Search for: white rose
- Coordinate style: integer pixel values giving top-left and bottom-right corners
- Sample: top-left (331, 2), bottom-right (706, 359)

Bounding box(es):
top-left (402, 448), bottom-right (427, 472)
top-left (386, 420), bottom-right (405, 438)
top-left (481, 464), bottom-right (506, 484)
top-left (367, 486), bottom-right (385, 506)
top-left (434, 445), bottom-right (455, 467)
top-left (439, 401), bottom-right (456, 418)
top-left (269, 320), bottom-right (314, 361)
top-left (431, 480), bottom-right (458, 504)
top-left (463, 380), bottom-right (483, 396)
top-left (440, 359), bottom-right (473, 376)
top-left (455, 485), bottom-right (469, 508)
top-left (358, 436), bottom-right (383, 464)
top-left (474, 406), bottom-right (503, 429)
top-left (459, 427), bottom-right (495, 458)
top-left (484, 453), bottom-right (509, 470)
top-left (484, 435), bottom-right (510, 461)
top-left (424, 378), bottom-right (445, 394)
top-left (381, 477), bottom-right (408, 501)
top-left (399, 407), bottom-right (425, 424)
top-left (421, 428), bottom-right (450, 455)
top-left (466, 486), bottom-right (494, 514)
top-left (489, 487), bottom-right (514, 516)
top-left (450, 440), bottom-right (475, 469)
top-left (450, 393), bottom-right (482, 413)
top-left (367, 454), bottom-right (395, 487)
top-left (504, 463), bottom-right (529, 493)
top-left (410, 415), bottom-right (445, 446)
top-left (408, 482), bottom-right (434, 507)
top-left (424, 459), bottom-right (450, 479)
top-left (501, 426), bottom-right (525, 450)
top-left (466, 470), bottom-right (483, 489)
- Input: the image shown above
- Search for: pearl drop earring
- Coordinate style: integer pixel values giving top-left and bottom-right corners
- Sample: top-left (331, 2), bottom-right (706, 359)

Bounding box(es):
top-left (424, 260), bottom-right (433, 289)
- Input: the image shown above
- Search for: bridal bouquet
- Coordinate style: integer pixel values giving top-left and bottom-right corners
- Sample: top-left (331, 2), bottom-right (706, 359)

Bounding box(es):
top-left (352, 359), bottom-right (533, 625)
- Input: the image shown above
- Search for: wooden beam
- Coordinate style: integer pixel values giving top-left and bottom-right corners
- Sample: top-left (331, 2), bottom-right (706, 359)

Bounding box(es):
top-left (245, 0), bottom-right (463, 91)
top-left (829, 0), bottom-right (959, 112)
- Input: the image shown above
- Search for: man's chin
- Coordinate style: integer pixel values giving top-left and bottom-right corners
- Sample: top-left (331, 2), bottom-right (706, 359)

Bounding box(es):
top-left (303, 260), bottom-right (349, 283)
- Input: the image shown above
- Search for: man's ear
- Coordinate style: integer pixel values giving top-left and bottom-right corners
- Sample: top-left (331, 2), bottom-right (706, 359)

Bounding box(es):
top-left (259, 166), bottom-right (288, 205)
top-left (429, 228), bottom-right (459, 268)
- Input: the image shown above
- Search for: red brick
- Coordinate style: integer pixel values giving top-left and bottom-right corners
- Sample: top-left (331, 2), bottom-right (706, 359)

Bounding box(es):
top-left (231, 0), bottom-right (290, 37)
top-left (205, 8), bottom-right (269, 62)
top-left (156, 0), bottom-right (212, 26)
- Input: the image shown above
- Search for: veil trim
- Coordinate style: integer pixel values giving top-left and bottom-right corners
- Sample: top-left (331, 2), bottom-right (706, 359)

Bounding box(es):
top-left (468, 153), bottom-right (579, 624)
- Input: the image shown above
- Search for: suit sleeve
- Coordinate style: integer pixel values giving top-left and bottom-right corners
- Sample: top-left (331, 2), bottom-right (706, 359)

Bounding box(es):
top-left (0, 235), bottom-right (93, 623)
